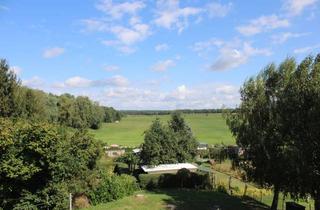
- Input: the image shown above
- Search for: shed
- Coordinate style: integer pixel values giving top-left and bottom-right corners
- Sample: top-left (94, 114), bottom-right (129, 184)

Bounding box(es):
top-left (141, 163), bottom-right (198, 174)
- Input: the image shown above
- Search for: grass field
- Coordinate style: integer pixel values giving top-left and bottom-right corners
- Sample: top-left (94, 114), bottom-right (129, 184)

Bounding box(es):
top-left (84, 189), bottom-right (269, 210)
top-left (90, 113), bottom-right (234, 147)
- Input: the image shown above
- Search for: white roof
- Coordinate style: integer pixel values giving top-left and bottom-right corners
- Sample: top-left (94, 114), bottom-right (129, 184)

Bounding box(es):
top-left (141, 163), bottom-right (197, 173)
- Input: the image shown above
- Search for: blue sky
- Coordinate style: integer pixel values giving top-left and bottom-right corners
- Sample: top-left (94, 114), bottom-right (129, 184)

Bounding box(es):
top-left (0, 0), bottom-right (319, 110)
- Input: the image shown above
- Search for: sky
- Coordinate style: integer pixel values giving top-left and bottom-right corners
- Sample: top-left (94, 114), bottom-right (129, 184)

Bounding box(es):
top-left (0, 0), bottom-right (319, 110)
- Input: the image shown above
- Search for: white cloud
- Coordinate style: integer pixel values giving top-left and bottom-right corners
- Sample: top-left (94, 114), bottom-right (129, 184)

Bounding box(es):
top-left (82, 19), bottom-right (108, 32)
top-left (83, 1), bottom-right (150, 53)
top-left (283, 0), bottom-right (318, 16)
top-left (155, 43), bottom-right (169, 51)
top-left (96, 83), bottom-right (240, 110)
top-left (96, 0), bottom-right (145, 19)
top-left (22, 76), bottom-right (44, 88)
top-left (192, 38), bottom-right (224, 57)
top-left (43, 47), bottom-right (65, 58)
top-left (154, 0), bottom-right (202, 33)
top-left (237, 15), bottom-right (290, 36)
top-left (61, 75), bottom-right (129, 88)
top-left (104, 65), bottom-right (120, 72)
top-left (206, 2), bottom-right (232, 18)
top-left (109, 23), bottom-right (151, 45)
top-left (151, 59), bottom-right (176, 72)
top-left (9, 66), bottom-right (22, 75)
top-left (65, 76), bottom-right (92, 88)
top-left (210, 41), bottom-right (272, 71)
top-left (293, 44), bottom-right (320, 54)
top-left (271, 32), bottom-right (309, 44)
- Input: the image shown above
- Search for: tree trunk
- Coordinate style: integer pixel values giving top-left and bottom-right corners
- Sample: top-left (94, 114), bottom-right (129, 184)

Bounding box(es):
top-left (271, 186), bottom-right (279, 210)
top-left (315, 195), bottom-right (320, 210)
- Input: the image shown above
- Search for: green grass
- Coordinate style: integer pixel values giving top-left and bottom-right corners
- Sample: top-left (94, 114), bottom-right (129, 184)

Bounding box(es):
top-left (84, 189), bottom-right (269, 210)
top-left (90, 113), bottom-right (234, 146)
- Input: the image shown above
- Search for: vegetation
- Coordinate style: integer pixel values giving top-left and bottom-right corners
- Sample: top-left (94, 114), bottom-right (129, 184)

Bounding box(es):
top-left (0, 59), bottom-right (121, 130)
top-left (0, 59), bottom-right (130, 209)
top-left (90, 113), bottom-right (234, 146)
top-left (138, 169), bottom-right (211, 190)
top-left (140, 112), bottom-right (198, 165)
top-left (226, 54), bottom-right (320, 210)
top-left (0, 118), bottom-right (102, 209)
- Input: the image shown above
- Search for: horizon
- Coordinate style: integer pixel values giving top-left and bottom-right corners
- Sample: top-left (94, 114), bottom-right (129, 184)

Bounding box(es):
top-left (1, 0), bottom-right (319, 110)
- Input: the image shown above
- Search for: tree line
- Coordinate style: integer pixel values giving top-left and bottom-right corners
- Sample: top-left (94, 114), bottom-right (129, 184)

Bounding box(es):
top-left (0, 59), bottom-right (121, 130)
top-left (226, 54), bottom-right (320, 210)
top-left (121, 108), bottom-right (233, 115)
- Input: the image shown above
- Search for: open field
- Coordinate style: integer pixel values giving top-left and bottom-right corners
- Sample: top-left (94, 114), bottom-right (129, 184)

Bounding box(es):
top-left (85, 189), bottom-right (269, 210)
top-left (90, 113), bottom-right (234, 147)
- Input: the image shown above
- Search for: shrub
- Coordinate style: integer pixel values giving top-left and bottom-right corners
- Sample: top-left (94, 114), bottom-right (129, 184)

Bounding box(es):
top-left (73, 194), bottom-right (90, 209)
top-left (89, 174), bottom-right (138, 205)
top-left (138, 170), bottom-right (211, 190)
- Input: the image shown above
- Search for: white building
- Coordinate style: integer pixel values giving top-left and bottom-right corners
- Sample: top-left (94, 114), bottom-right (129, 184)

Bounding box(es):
top-left (141, 163), bottom-right (198, 174)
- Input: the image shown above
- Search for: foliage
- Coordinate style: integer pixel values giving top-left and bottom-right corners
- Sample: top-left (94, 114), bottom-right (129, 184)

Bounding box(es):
top-left (89, 174), bottom-right (138, 205)
top-left (0, 59), bottom-right (19, 118)
top-left (226, 54), bottom-right (320, 210)
top-left (0, 118), bottom-right (102, 210)
top-left (140, 112), bottom-right (198, 165)
top-left (138, 170), bottom-right (210, 190)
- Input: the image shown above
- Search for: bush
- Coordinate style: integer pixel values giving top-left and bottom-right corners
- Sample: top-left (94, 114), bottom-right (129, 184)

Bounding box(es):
top-left (138, 169), bottom-right (211, 190)
top-left (89, 174), bottom-right (138, 205)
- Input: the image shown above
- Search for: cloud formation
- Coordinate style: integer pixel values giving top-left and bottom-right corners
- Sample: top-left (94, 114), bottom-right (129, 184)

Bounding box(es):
top-left (206, 2), bottom-right (232, 18)
top-left (271, 32), bottom-right (309, 44)
top-left (237, 15), bottom-right (290, 36)
top-left (151, 59), bottom-right (176, 72)
top-left (283, 0), bottom-right (318, 16)
top-left (154, 0), bottom-right (202, 33)
top-left (43, 47), bottom-right (65, 58)
top-left (155, 43), bottom-right (169, 51)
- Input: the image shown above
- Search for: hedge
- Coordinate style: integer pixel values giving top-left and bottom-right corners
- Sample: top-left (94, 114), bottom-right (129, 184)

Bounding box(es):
top-left (138, 169), bottom-right (211, 190)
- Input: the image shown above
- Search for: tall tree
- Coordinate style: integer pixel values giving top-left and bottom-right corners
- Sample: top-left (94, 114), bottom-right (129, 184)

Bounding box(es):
top-left (0, 59), bottom-right (19, 117)
top-left (140, 119), bottom-right (177, 165)
top-left (168, 111), bottom-right (197, 162)
top-left (278, 55), bottom-right (320, 210)
top-left (226, 60), bottom-right (296, 210)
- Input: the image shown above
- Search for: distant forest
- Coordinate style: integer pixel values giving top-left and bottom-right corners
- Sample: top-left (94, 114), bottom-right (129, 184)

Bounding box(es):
top-left (121, 109), bottom-right (234, 115)
top-left (0, 59), bottom-right (122, 130)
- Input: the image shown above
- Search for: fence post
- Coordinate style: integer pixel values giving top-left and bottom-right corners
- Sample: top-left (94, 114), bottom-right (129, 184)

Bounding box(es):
top-left (260, 190), bottom-right (262, 202)
top-left (243, 183), bottom-right (247, 197)
top-left (69, 193), bottom-right (72, 210)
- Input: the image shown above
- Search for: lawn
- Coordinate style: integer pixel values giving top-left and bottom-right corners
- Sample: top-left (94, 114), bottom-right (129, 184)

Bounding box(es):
top-left (90, 113), bottom-right (234, 147)
top-left (84, 189), bottom-right (269, 210)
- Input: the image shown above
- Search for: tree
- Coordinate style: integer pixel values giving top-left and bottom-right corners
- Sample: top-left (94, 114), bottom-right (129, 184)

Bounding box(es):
top-left (141, 113), bottom-right (198, 166)
top-left (226, 59), bottom-right (296, 210)
top-left (0, 118), bottom-right (102, 209)
top-left (0, 59), bottom-right (19, 117)
top-left (278, 55), bottom-right (320, 210)
top-left (140, 119), bottom-right (177, 165)
top-left (168, 112), bottom-right (198, 162)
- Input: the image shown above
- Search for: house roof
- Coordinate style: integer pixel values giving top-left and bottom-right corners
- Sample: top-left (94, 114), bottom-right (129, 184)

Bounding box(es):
top-left (141, 163), bottom-right (197, 173)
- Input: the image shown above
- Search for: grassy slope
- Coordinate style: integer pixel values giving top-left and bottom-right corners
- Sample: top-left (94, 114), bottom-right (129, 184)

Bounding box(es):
top-left (85, 189), bottom-right (269, 210)
top-left (90, 113), bottom-right (234, 146)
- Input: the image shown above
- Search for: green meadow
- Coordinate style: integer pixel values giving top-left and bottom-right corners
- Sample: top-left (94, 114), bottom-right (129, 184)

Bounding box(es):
top-left (90, 113), bottom-right (235, 147)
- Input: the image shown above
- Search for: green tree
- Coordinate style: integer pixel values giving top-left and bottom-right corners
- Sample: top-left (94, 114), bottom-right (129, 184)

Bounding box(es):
top-left (278, 55), bottom-right (320, 210)
top-left (226, 59), bottom-right (296, 210)
top-left (141, 119), bottom-right (177, 165)
top-left (0, 59), bottom-right (19, 117)
top-left (169, 112), bottom-right (197, 162)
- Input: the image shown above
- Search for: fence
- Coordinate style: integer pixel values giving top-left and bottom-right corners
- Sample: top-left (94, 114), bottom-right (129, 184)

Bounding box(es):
top-left (198, 165), bottom-right (314, 210)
